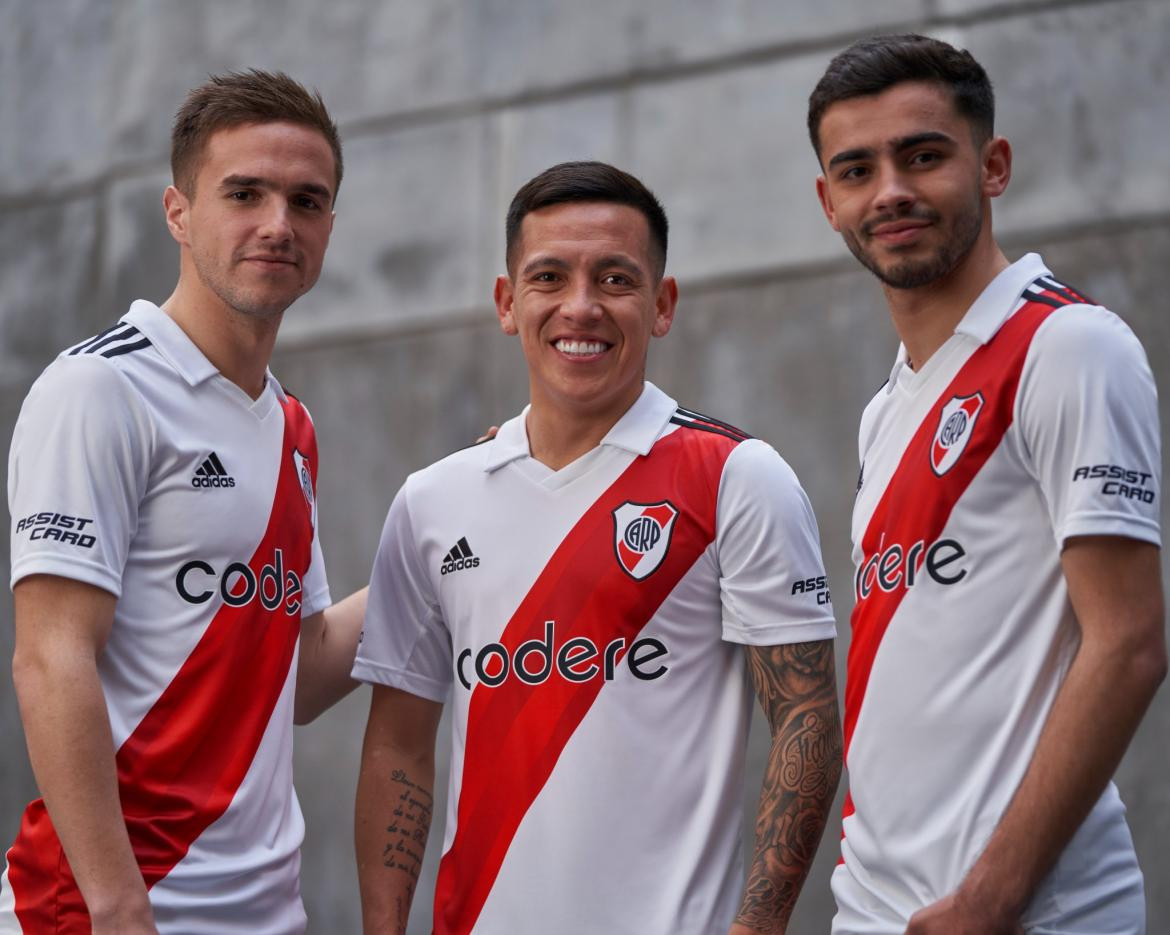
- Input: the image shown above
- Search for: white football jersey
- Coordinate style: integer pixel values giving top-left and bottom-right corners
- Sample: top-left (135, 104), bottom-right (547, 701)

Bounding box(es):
top-left (833, 255), bottom-right (1160, 933)
top-left (354, 382), bottom-right (836, 935)
top-left (1, 301), bottom-right (331, 934)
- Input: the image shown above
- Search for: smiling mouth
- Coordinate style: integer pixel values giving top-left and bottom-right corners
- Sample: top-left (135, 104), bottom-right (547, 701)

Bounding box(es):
top-left (554, 339), bottom-right (610, 357)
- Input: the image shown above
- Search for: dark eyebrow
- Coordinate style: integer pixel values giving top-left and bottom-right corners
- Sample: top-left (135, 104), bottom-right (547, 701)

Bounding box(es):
top-left (594, 255), bottom-right (645, 278)
top-left (827, 131), bottom-right (957, 169)
top-left (219, 174), bottom-right (333, 203)
top-left (827, 146), bottom-right (874, 169)
top-left (892, 131), bottom-right (956, 152)
top-left (520, 255), bottom-right (571, 277)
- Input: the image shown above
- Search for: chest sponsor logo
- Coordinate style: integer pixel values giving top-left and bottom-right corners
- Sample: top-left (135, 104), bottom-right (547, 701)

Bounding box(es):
top-left (191, 451), bottom-right (236, 488)
top-left (175, 547), bottom-right (303, 616)
top-left (456, 620), bottom-right (669, 690)
top-left (15, 511), bottom-right (96, 548)
top-left (930, 392), bottom-right (984, 476)
top-left (612, 500), bottom-right (678, 580)
top-left (292, 448), bottom-right (316, 527)
top-left (855, 536), bottom-right (968, 601)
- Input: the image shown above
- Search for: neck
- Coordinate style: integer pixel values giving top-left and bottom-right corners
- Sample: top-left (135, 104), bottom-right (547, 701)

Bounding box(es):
top-left (884, 235), bottom-right (1009, 371)
top-left (525, 384), bottom-right (643, 471)
top-left (162, 269), bottom-right (281, 399)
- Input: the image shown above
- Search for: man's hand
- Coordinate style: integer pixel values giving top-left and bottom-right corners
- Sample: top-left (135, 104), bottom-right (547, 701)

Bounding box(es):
top-left (475, 425), bottom-right (499, 444)
top-left (12, 575), bottom-right (156, 930)
top-left (905, 890), bottom-right (1023, 935)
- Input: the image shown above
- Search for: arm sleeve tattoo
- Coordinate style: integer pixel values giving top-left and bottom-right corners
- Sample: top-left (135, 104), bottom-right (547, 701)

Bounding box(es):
top-left (735, 639), bottom-right (842, 934)
top-left (383, 768), bottom-right (434, 934)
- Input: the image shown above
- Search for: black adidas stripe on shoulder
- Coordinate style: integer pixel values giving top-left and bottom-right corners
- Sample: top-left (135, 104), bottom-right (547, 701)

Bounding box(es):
top-left (670, 407), bottom-right (753, 442)
top-left (1036, 275), bottom-right (1095, 306)
top-left (68, 323), bottom-right (152, 359)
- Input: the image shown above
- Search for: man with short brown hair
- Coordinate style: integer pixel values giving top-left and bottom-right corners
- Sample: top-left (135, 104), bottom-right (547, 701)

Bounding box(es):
top-left (1, 70), bottom-right (365, 934)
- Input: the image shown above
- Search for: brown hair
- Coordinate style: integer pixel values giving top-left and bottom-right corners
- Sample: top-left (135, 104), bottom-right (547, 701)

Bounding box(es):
top-left (505, 161), bottom-right (669, 278)
top-left (808, 34), bottom-right (994, 161)
top-left (171, 69), bottom-right (342, 197)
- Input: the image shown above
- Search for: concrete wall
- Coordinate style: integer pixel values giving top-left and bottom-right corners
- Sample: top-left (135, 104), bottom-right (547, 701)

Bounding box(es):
top-left (2, 1), bottom-right (1167, 932)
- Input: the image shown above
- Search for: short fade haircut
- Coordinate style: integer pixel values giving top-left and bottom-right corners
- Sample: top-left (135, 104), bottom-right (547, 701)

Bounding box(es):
top-left (807, 34), bottom-right (995, 160)
top-left (171, 68), bottom-right (343, 198)
top-left (505, 161), bottom-right (669, 278)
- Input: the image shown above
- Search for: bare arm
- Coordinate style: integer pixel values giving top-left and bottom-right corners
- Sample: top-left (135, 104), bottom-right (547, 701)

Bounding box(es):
top-left (907, 536), bottom-right (1167, 934)
top-left (355, 684), bottom-right (443, 935)
top-left (11, 575), bottom-right (157, 934)
top-left (731, 638), bottom-right (843, 935)
top-left (295, 586), bottom-right (369, 724)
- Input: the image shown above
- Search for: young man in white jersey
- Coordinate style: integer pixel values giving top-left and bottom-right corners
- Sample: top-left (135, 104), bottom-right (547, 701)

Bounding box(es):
top-left (353, 161), bottom-right (842, 934)
top-left (2, 71), bottom-right (365, 934)
top-left (808, 34), bottom-right (1166, 934)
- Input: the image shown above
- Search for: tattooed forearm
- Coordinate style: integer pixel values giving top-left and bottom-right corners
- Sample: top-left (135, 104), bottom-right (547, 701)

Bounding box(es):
top-left (735, 639), bottom-right (842, 934)
top-left (381, 768), bottom-right (434, 932)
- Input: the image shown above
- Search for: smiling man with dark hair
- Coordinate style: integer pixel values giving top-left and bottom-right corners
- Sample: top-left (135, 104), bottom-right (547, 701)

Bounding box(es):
top-left (352, 161), bottom-right (842, 935)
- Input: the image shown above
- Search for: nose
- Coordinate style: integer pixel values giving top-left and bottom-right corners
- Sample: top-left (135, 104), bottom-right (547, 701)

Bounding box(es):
top-left (559, 279), bottom-right (602, 323)
top-left (257, 201), bottom-right (294, 243)
top-left (872, 164), bottom-right (915, 217)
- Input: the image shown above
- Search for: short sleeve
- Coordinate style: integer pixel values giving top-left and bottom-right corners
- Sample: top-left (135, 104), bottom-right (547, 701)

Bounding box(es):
top-left (351, 482), bottom-right (453, 701)
top-left (297, 403), bottom-right (332, 618)
top-left (716, 439), bottom-right (838, 646)
top-left (9, 355), bottom-right (153, 595)
top-left (299, 520), bottom-right (332, 619)
top-left (1017, 306), bottom-right (1161, 547)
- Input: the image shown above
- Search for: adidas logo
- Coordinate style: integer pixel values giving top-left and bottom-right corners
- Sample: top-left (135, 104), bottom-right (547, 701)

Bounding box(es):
top-left (440, 537), bottom-right (480, 575)
top-left (191, 452), bottom-right (237, 489)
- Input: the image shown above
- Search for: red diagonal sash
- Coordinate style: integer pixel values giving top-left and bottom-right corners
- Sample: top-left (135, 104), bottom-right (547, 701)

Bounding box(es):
top-left (433, 427), bottom-right (739, 935)
top-left (10, 397), bottom-right (318, 932)
top-left (840, 295), bottom-right (1068, 835)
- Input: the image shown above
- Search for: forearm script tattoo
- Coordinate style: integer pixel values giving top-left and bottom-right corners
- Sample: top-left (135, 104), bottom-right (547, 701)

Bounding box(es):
top-left (383, 768), bottom-right (434, 933)
top-left (736, 639), bottom-right (842, 934)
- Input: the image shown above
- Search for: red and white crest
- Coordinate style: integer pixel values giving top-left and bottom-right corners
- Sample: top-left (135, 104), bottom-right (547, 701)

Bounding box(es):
top-left (930, 392), bottom-right (984, 476)
top-left (612, 501), bottom-right (678, 580)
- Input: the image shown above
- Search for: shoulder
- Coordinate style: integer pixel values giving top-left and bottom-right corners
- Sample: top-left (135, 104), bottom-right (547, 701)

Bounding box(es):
top-left (1028, 300), bottom-right (1149, 368)
top-left (24, 348), bottom-right (151, 420)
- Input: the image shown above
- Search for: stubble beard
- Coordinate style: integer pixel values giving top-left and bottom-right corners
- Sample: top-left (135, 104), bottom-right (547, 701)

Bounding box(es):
top-left (845, 195), bottom-right (983, 291)
top-left (191, 250), bottom-right (300, 321)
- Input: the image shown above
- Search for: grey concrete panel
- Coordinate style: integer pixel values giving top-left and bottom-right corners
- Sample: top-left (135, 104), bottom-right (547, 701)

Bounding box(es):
top-left (0, 196), bottom-right (104, 372)
top-left (104, 171), bottom-right (180, 316)
top-left (628, 56), bottom-right (842, 282)
top-left (282, 118), bottom-right (489, 342)
top-left (965, 0), bottom-right (1170, 232)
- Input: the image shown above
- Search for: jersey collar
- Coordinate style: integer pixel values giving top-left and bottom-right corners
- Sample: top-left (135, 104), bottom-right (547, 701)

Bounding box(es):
top-left (482, 381), bottom-right (678, 473)
top-left (123, 300), bottom-right (284, 399)
top-left (887, 253), bottom-right (1051, 390)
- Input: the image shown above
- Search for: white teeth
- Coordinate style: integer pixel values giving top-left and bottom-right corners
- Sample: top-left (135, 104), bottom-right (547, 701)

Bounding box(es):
top-left (555, 339), bottom-right (607, 355)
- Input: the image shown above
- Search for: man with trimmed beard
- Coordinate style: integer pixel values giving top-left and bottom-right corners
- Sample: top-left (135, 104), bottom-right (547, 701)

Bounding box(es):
top-left (809, 34), bottom-right (1165, 935)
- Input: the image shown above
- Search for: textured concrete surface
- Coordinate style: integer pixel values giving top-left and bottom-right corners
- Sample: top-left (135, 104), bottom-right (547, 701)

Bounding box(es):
top-left (2, 1), bottom-right (1168, 933)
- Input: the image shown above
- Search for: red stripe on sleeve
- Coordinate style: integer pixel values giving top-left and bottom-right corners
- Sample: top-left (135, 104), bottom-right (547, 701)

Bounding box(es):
top-left (8, 398), bottom-right (318, 931)
top-left (433, 427), bottom-right (739, 935)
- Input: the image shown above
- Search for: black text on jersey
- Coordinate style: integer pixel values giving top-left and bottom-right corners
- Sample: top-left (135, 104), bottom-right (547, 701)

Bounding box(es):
top-left (441, 537), bottom-right (480, 575)
top-left (191, 452), bottom-right (237, 489)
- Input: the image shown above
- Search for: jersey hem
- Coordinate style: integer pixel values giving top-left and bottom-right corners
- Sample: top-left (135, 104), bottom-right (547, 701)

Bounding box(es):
top-left (351, 658), bottom-right (449, 702)
top-left (721, 616), bottom-right (836, 647)
top-left (1059, 512), bottom-right (1161, 548)
top-left (9, 555), bottom-right (122, 596)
